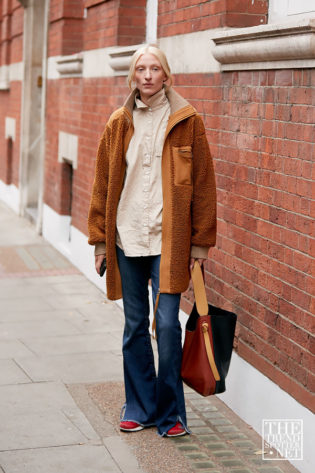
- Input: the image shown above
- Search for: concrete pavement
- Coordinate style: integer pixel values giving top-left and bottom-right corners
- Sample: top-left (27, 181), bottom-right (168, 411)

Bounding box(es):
top-left (0, 201), bottom-right (300, 473)
top-left (0, 201), bottom-right (144, 473)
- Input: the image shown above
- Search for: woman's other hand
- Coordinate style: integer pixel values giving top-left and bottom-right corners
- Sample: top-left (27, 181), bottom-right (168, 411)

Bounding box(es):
top-left (189, 257), bottom-right (206, 273)
top-left (95, 254), bottom-right (105, 274)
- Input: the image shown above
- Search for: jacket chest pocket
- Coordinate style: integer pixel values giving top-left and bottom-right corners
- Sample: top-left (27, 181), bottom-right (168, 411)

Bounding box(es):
top-left (173, 146), bottom-right (193, 186)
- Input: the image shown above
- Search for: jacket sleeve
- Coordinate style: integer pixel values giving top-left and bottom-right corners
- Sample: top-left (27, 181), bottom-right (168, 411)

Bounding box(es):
top-left (87, 124), bottom-right (111, 246)
top-left (191, 114), bottom-right (217, 248)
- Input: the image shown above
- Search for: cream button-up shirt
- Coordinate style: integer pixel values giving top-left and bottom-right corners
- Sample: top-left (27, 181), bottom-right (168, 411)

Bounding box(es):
top-left (94, 87), bottom-right (209, 260)
top-left (116, 87), bottom-right (170, 256)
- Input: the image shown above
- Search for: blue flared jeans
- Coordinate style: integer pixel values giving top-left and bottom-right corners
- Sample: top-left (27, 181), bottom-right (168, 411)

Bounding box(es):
top-left (116, 246), bottom-right (188, 436)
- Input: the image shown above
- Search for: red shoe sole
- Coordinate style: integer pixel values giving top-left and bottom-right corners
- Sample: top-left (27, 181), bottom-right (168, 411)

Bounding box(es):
top-left (120, 422), bottom-right (144, 432)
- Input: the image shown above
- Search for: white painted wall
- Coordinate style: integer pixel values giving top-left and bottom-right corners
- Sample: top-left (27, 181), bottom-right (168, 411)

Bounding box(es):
top-left (0, 181), bottom-right (20, 213)
top-left (146, 0), bottom-right (158, 43)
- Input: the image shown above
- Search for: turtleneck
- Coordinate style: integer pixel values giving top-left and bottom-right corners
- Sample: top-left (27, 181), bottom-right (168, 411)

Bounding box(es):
top-left (135, 87), bottom-right (168, 111)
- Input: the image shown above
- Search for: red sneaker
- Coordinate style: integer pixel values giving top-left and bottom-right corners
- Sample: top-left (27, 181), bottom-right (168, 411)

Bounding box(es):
top-left (120, 420), bottom-right (144, 432)
top-left (166, 421), bottom-right (186, 437)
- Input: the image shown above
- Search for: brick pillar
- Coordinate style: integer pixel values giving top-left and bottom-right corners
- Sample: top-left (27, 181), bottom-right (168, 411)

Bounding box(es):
top-left (158, 0), bottom-right (268, 37)
top-left (225, 0), bottom-right (268, 27)
top-left (48, 0), bottom-right (84, 56)
top-left (117, 0), bottom-right (146, 46)
top-left (84, 0), bottom-right (146, 50)
top-left (0, 0), bottom-right (12, 67)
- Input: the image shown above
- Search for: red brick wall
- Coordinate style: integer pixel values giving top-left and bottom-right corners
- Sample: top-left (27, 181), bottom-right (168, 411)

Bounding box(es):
top-left (176, 69), bottom-right (314, 412)
top-left (48, 0), bottom-right (84, 56)
top-left (83, 0), bottom-right (146, 51)
top-left (0, 81), bottom-right (22, 187)
top-left (158, 0), bottom-right (268, 36)
top-left (117, 0), bottom-right (146, 46)
top-left (0, 1), bottom-right (23, 187)
top-left (44, 76), bottom-right (129, 231)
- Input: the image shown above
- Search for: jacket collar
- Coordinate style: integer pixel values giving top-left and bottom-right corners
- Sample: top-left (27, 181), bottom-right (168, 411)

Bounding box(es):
top-left (123, 86), bottom-right (196, 122)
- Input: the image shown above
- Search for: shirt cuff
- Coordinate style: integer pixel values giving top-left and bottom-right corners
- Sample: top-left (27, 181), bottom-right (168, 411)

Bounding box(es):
top-left (190, 245), bottom-right (209, 259)
top-left (94, 243), bottom-right (106, 256)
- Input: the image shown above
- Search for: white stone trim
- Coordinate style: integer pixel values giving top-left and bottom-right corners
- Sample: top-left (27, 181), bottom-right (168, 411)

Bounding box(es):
top-left (47, 30), bottom-right (223, 80)
top-left (146, 0), bottom-right (158, 43)
top-left (288, 0), bottom-right (315, 16)
top-left (219, 351), bottom-right (314, 473)
top-left (0, 62), bottom-right (24, 88)
top-left (0, 65), bottom-right (9, 90)
top-left (0, 181), bottom-right (20, 213)
top-left (8, 62), bottom-right (23, 81)
top-left (108, 44), bottom-right (140, 76)
top-left (58, 131), bottom-right (78, 169)
top-left (212, 18), bottom-right (315, 70)
top-left (269, 0), bottom-right (315, 23)
top-left (158, 30), bottom-right (221, 74)
top-left (82, 47), bottom-right (114, 78)
top-left (56, 53), bottom-right (83, 76)
top-left (5, 117), bottom-right (16, 142)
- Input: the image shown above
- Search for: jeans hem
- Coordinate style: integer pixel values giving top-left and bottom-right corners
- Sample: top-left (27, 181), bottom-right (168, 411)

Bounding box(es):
top-left (157, 415), bottom-right (191, 437)
top-left (120, 403), bottom-right (156, 427)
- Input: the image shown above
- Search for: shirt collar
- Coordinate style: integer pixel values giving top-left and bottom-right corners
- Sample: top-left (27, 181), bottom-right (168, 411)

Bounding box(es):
top-left (135, 87), bottom-right (168, 110)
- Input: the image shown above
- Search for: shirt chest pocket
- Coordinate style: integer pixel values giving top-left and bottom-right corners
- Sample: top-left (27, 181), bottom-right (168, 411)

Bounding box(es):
top-left (173, 146), bottom-right (193, 186)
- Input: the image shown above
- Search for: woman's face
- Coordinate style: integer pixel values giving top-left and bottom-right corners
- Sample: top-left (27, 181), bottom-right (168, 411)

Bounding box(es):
top-left (134, 53), bottom-right (167, 102)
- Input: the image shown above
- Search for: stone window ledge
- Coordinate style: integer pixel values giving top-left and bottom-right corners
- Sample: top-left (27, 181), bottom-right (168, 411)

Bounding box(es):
top-left (108, 44), bottom-right (140, 75)
top-left (56, 53), bottom-right (83, 77)
top-left (211, 18), bottom-right (315, 70)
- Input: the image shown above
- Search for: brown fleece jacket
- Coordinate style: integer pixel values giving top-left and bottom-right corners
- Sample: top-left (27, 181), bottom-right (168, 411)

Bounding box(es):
top-left (88, 87), bottom-right (216, 300)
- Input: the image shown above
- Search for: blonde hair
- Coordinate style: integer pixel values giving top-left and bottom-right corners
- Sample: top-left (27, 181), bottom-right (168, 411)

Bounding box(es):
top-left (127, 45), bottom-right (172, 89)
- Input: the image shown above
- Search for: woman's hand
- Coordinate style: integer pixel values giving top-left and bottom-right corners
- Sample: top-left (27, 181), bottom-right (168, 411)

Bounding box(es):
top-left (190, 257), bottom-right (206, 273)
top-left (95, 254), bottom-right (105, 275)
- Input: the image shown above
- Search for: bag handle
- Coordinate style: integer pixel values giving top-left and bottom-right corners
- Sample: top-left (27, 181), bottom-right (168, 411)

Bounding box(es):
top-left (152, 261), bottom-right (207, 338)
top-left (191, 261), bottom-right (208, 316)
top-left (191, 261), bottom-right (221, 381)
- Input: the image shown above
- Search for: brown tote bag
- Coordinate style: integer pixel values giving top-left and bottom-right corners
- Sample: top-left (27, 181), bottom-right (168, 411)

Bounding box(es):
top-left (181, 261), bottom-right (237, 396)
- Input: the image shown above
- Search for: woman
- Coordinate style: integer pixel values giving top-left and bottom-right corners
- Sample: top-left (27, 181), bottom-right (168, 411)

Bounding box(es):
top-left (88, 45), bottom-right (216, 437)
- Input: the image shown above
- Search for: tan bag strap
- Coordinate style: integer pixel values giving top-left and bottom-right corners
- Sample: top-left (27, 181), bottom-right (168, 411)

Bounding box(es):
top-left (201, 321), bottom-right (221, 381)
top-left (191, 261), bottom-right (208, 316)
top-left (192, 261), bottom-right (220, 381)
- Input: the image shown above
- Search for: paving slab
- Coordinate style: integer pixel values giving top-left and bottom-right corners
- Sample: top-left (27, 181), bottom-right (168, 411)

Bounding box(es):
top-left (0, 283), bottom-right (56, 298)
top-left (0, 359), bottom-right (31, 385)
top-left (0, 381), bottom-right (100, 450)
top-left (16, 351), bottom-right (123, 383)
top-left (0, 308), bottom-right (80, 323)
top-left (21, 332), bottom-right (121, 356)
top-left (0, 339), bottom-right (35, 359)
top-left (44, 292), bottom-right (105, 310)
top-left (0, 318), bottom-right (81, 339)
top-left (0, 445), bottom-right (121, 473)
top-left (103, 436), bottom-right (144, 473)
top-left (0, 297), bottom-right (54, 312)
